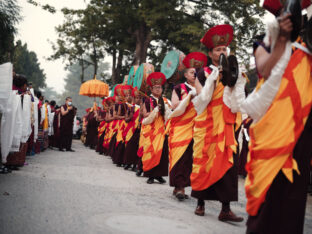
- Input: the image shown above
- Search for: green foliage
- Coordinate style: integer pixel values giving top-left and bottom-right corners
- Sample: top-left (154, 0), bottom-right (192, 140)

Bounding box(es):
top-left (0, 0), bottom-right (21, 63)
top-left (13, 40), bottom-right (47, 89)
top-left (52, 0), bottom-right (265, 86)
top-left (59, 60), bottom-right (110, 117)
top-left (27, 0), bottom-right (56, 13)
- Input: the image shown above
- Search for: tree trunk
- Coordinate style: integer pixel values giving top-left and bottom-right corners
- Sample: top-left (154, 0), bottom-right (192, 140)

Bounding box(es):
top-left (80, 59), bottom-right (84, 83)
top-left (115, 50), bottom-right (124, 83)
top-left (132, 22), bottom-right (151, 65)
top-left (111, 48), bottom-right (117, 84)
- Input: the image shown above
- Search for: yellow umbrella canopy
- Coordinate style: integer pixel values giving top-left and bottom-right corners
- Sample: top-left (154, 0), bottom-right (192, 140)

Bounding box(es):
top-left (79, 75), bottom-right (109, 97)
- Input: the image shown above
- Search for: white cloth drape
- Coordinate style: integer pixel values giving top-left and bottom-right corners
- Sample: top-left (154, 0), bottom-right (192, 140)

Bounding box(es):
top-left (234, 42), bottom-right (292, 123)
top-left (49, 111), bottom-right (55, 136)
top-left (192, 65), bottom-right (219, 115)
top-left (21, 94), bottom-right (32, 143)
top-left (0, 63), bottom-right (13, 113)
top-left (10, 92), bottom-right (23, 152)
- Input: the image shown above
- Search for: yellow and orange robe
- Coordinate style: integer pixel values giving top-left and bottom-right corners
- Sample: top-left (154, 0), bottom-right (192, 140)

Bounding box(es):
top-left (191, 81), bottom-right (239, 192)
top-left (245, 47), bottom-right (312, 216)
top-left (103, 108), bottom-right (114, 150)
top-left (141, 96), bottom-right (169, 172)
top-left (166, 83), bottom-right (197, 187)
top-left (123, 104), bottom-right (140, 146)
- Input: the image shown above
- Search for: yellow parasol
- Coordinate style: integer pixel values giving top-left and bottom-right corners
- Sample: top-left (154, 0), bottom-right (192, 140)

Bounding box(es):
top-left (79, 75), bottom-right (109, 97)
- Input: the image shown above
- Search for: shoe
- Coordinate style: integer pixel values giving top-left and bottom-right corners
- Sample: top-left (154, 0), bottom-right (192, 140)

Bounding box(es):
top-left (116, 164), bottom-right (122, 167)
top-left (8, 166), bottom-right (19, 171)
top-left (136, 169), bottom-right (143, 177)
top-left (124, 164), bottom-right (131, 170)
top-left (131, 165), bottom-right (136, 171)
top-left (147, 177), bottom-right (154, 184)
top-left (0, 166), bottom-right (10, 174)
top-left (66, 149), bottom-right (75, 152)
top-left (194, 206), bottom-right (205, 216)
top-left (175, 189), bottom-right (185, 201)
top-left (218, 210), bottom-right (244, 222)
top-left (173, 188), bottom-right (178, 196)
top-left (59, 148), bottom-right (65, 152)
top-left (155, 177), bottom-right (166, 184)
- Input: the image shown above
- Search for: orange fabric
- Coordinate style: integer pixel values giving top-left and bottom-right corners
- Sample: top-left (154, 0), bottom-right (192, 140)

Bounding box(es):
top-left (190, 82), bottom-right (238, 191)
top-left (245, 49), bottom-right (312, 216)
top-left (141, 113), bottom-right (166, 171)
top-left (98, 121), bottom-right (106, 138)
top-left (123, 105), bottom-right (140, 145)
top-left (116, 119), bottom-right (126, 146)
top-left (167, 102), bottom-right (196, 171)
top-left (137, 126), bottom-right (144, 157)
top-left (43, 103), bottom-right (49, 131)
top-left (79, 76), bottom-right (109, 97)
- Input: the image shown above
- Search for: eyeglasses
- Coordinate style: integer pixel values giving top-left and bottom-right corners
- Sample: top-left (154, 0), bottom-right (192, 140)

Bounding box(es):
top-left (153, 86), bottom-right (163, 90)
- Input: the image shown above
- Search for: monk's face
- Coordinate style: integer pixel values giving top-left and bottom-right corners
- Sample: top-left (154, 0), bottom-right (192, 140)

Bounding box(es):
top-left (184, 68), bottom-right (196, 85)
top-left (209, 46), bottom-right (228, 66)
top-left (134, 94), bottom-right (141, 105)
top-left (151, 85), bottom-right (163, 98)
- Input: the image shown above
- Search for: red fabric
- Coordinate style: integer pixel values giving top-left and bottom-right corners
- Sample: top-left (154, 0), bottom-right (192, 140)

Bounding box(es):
top-left (263, 0), bottom-right (311, 15)
top-left (183, 52), bottom-right (207, 68)
top-left (201, 24), bottom-right (233, 49)
top-left (146, 72), bottom-right (166, 86)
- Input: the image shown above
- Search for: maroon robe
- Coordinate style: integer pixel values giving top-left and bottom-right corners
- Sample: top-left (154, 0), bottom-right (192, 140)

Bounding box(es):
top-left (59, 105), bottom-right (75, 150)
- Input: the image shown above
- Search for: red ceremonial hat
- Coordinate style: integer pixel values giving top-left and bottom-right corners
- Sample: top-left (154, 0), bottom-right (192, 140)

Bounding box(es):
top-left (201, 24), bottom-right (233, 49)
top-left (146, 72), bottom-right (166, 87)
top-left (183, 52), bottom-right (207, 69)
top-left (263, 0), bottom-right (311, 15)
top-left (85, 108), bottom-right (91, 113)
top-left (114, 84), bottom-right (123, 96)
top-left (132, 87), bottom-right (139, 97)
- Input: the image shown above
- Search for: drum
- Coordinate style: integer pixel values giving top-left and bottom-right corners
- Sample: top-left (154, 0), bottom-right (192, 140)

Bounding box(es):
top-left (127, 65), bottom-right (139, 86)
top-left (123, 75), bottom-right (129, 84)
top-left (133, 63), bottom-right (154, 93)
top-left (161, 50), bottom-right (185, 84)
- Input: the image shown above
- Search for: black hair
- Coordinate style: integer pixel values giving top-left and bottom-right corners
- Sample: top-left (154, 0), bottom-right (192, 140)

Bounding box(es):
top-left (34, 90), bottom-right (42, 99)
top-left (13, 74), bottom-right (28, 88)
top-left (66, 97), bottom-right (72, 101)
top-left (50, 100), bottom-right (56, 107)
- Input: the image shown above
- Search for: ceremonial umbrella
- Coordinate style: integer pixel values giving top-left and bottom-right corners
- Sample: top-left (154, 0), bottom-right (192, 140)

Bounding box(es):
top-left (79, 75), bottom-right (109, 98)
top-left (79, 75), bottom-right (109, 112)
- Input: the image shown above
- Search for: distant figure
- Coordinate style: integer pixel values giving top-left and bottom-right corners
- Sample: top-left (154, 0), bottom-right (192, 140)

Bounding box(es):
top-left (59, 97), bottom-right (76, 152)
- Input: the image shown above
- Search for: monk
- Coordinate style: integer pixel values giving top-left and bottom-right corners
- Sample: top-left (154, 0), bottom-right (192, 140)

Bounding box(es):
top-left (141, 72), bottom-right (171, 184)
top-left (167, 52), bottom-right (205, 201)
top-left (59, 97), bottom-right (75, 152)
top-left (190, 24), bottom-right (243, 222)
top-left (233, 2), bottom-right (312, 233)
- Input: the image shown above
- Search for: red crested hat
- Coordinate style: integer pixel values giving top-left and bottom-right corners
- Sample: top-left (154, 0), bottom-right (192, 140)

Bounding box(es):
top-left (183, 52), bottom-right (207, 69)
top-left (201, 24), bottom-right (233, 49)
top-left (85, 108), bottom-right (91, 113)
top-left (263, 0), bottom-right (311, 16)
top-left (132, 87), bottom-right (140, 97)
top-left (114, 84), bottom-right (123, 96)
top-left (122, 84), bottom-right (133, 95)
top-left (146, 72), bottom-right (166, 87)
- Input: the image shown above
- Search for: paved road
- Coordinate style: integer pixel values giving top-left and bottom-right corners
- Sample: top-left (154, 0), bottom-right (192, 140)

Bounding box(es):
top-left (0, 140), bottom-right (311, 234)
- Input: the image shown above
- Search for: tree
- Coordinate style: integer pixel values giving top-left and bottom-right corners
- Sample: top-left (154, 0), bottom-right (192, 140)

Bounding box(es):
top-left (52, 0), bottom-right (265, 85)
top-left (49, 7), bottom-right (107, 84)
top-left (13, 40), bottom-right (47, 89)
top-left (60, 60), bottom-right (110, 117)
top-left (0, 0), bottom-right (20, 63)
top-left (42, 87), bottom-right (60, 103)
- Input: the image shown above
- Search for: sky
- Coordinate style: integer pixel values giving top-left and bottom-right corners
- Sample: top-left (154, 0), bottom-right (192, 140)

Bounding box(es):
top-left (16, 0), bottom-right (89, 93)
top-left (16, 0), bottom-right (274, 94)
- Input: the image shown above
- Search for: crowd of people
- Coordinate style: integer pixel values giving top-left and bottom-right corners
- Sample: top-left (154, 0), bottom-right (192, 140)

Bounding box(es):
top-left (81, 2), bottom-right (312, 233)
top-left (0, 67), bottom-right (78, 174)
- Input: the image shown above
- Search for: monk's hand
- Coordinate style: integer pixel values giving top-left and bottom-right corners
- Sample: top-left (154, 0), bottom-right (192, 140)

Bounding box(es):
top-left (68, 106), bottom-right (73, 110)
top-left (278, 13), bottom-right (293, 42)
